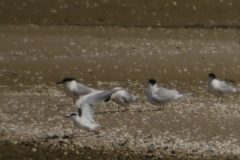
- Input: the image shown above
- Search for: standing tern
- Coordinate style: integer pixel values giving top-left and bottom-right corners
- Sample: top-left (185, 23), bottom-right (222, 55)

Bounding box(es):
top-left (69, 89), bottom-right (122, 133)
top-left (110, 87), bottom-right (140, 112)
top-left (56, 78), bottom-right (100, 104)
top-left (207, 73), bottom-right (240, 103)
top-left (146, 79), bottom-right (193, 110)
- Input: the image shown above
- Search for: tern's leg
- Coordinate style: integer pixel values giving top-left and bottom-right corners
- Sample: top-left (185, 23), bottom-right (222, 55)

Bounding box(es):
top-left (74, 99), bottom-right (75, 105)
top-left (159, 105), bottom-right (164, 110)
top-left (221, 97), bottom-right (223, 104)
top-left (125, 105), bottom-right (129, 111)
top-left (118, 105), bottom-right (120, 112)
top-left (87, 130), bottom-right (92, 136)
top-left (216, 96), bottom-right (219, 103)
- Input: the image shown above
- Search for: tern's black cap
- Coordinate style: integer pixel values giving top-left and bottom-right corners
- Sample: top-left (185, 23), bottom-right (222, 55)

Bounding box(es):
top-left (208, 73), bottom-right (216, 79)
top-left (56, 78), bottom-right (76, 84)
top-left (149, 79), bottom-right (157, 85)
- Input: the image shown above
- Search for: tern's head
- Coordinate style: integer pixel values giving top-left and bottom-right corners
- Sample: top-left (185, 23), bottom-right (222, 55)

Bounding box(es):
top-left (208, 73), bottom-right (216, 79)
top-left (56, 78), bottom-right (76, 84)
top-left (65, 112), bottom-right (78, 119)
top-left (69, 113), bottom-right (79, 119)
top-left (70, 113), bottom-right (78, 117)
top-left (148, 79), bottom-right (157, 86)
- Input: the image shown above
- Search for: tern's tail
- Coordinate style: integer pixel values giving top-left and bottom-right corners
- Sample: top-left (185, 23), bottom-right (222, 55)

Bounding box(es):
top-left (133, 97), bottom-right (140, 103)
top-left (235, 88), bottom-right (240, 94)
top-left (177, 92), bottom-right (193, 100)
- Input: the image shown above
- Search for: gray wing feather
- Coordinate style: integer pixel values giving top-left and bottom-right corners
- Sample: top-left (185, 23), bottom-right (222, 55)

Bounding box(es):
top-left (217, 81), bottom-right (235, 94)
top-left (85, 89), bottom-right (120, 106)
top-left (122, 91), bottom-right (134, 103)
top-left (153, 88), bottom-right (179, 103)
top-left (72, 83), bottom-right (93, 96)
top-left (75, 89), bottom-right (120, 123)
top-left (79, 104), bottom-right (96, 123)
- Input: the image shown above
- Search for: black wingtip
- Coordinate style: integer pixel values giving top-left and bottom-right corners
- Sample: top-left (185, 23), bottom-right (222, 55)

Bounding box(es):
top-left (77, 108), bottom-right (82, 117)
top-left (104, 96), bottom-right (111, 102)
top-left (208, 73), bottom-right (216, 79)
top-left (148, 79), bottom-right (157, 85)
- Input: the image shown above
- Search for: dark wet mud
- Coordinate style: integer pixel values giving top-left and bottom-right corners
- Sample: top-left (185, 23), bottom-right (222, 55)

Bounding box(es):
top-left (1, 141), bottom-right (162, 160)
top-left (1, 0), bottom-right (240, 27)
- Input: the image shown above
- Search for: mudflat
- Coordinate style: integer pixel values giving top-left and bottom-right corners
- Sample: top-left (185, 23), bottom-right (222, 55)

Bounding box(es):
top-left (1, 25), bottom-right (240, 159)
top-left (1, 0), bottom-right (240, 27)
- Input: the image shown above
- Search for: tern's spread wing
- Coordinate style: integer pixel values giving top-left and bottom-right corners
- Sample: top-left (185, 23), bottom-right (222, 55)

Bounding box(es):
top-left (78, 104), bottom-right (96, 123)
top-left (217, 80), bottom-right (235, 94)
top-left (75, 89), bottom-right (121, 122)
top-left (85, 89), bottom-right (121, 106)
top-left (153, 87), bottom-right (179, 103)
top-left (72, 83), bottom-right (93, 96)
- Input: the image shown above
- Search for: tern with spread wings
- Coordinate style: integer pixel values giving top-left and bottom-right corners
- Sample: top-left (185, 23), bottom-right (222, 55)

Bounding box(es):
top-left (69, 89), bottom-right (122, 133)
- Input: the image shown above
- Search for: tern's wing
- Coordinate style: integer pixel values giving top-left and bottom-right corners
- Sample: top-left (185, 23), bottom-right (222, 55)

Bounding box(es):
top-left (153, 87), bottom-right (179, 103)
top-left (86, 89), bottom-right (121, 106)
top-left (121, 91), bottom-right (135, 103)
top-left (217, 80), bottom-right (236, 94)
top-left (72, 83), bottom-right (94, 96)
top-left (78, 104), bottom-right (96, 123)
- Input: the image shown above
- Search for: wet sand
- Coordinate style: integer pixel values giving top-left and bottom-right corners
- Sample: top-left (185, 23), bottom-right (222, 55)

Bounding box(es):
top-left (1, 25), bottom-right (240, 159)
top-left (1, 0), bottom-right (240, 27)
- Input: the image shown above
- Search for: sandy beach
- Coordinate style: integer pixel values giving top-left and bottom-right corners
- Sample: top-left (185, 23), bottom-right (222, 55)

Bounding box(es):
top-left (1, 0), bottom-right (240, 159)
top-left (0, 25), bottom-right (240, 159)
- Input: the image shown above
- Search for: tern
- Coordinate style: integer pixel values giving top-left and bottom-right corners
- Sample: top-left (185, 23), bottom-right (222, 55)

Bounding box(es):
top-left (207, 73), bottom-right (240, 103)
top-left (110, 87), bottom-right (140, 112)
top-left (69, 89), bottom-right (122, 133)
top-left (146, 79), bottom-right (193, 110)
top-left (56, 78), bottom-right (100, 104)
top-left (69, 111), bottom-right (100, 132)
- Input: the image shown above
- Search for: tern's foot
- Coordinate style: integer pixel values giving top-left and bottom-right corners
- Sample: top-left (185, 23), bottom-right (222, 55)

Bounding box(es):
top-left (121, 109), bottom-right (129, 113)
top-left (94, 131), bottom-right (100, 135)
